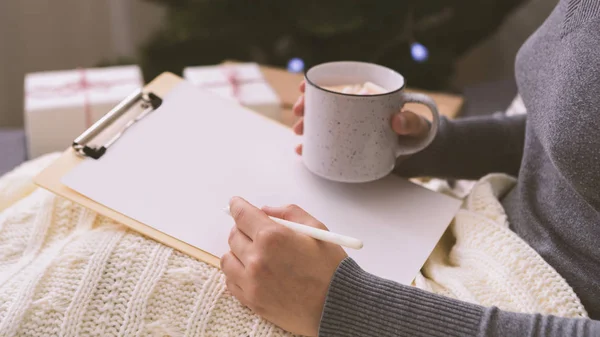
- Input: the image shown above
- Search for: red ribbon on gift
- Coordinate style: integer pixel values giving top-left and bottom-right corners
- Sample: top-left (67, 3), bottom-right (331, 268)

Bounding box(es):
top-left (222, 66), bottom-right (241, 102)
top-left (26, 68), bottom-right (140, 128)
top-left (195, 66), bottom-right (263, 102)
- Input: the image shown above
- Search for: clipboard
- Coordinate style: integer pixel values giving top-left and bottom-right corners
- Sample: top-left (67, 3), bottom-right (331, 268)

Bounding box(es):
top-left (33, 71), bottom-right (462, 284)
top-left (34, 72), bottom-right (222, 268)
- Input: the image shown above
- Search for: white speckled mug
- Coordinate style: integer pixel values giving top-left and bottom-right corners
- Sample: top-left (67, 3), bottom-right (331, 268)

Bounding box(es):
top-left (303, 61), bottom-right (440, 183)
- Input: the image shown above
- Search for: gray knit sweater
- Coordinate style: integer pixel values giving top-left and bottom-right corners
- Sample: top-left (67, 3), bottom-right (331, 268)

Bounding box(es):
top-left (319, 1), bottom-right (600, 336)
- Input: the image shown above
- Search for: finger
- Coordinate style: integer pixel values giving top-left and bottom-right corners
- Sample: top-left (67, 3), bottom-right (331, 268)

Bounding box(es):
top-left (221, 251), bottom-right (245, 282)
top-left (229, 197), bottom-right (274, 240)
top-left (295, 144), bottom-right (303, 156)
top-left (226, 279), bottom-right (248, 306)
top-left (299, 80), bottom-right (306, 93)
top-left (292, 118), bottom-right (304, 135)
top-left (391, 110), bottom-right (430, 137)
top-left (292, 95), bottom-right (304, 116)
top-left (262, 204), bottom-right (328, 230)
top-left (228, 226), bottom-right (252, 266)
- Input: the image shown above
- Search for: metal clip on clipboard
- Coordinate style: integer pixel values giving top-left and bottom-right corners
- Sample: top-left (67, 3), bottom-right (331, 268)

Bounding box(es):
top-left (72, 89), bottom-right (163, 160)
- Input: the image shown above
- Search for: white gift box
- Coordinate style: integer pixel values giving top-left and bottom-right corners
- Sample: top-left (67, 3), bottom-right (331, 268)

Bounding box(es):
top-left (24, 65), bottom-right (143, 158)
top-left (183, 63), bottom-right (281, 120)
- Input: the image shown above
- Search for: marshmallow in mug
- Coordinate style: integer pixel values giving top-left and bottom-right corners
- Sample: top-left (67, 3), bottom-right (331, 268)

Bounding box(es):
top-left (322, 81), bottom-right (387, 95)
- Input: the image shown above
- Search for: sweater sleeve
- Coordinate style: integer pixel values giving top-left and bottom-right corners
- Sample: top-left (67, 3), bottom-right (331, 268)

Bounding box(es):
top-left (319, 258), bottom-right (600, 337)
top-left (394, 114), bottom-right (527, 180)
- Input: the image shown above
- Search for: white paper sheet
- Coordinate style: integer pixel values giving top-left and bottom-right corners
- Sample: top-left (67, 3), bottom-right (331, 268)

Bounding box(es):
top-left (62, 81), bottom-right (461, 285)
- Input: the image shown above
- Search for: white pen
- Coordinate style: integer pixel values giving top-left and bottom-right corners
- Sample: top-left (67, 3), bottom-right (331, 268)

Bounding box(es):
top-left (222, 206), bottom-right (363, 250)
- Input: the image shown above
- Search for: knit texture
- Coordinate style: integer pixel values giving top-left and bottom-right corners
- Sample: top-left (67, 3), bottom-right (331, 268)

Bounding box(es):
top-left (415, 175), bottom-right (587, 317)
top-left (322, 0), bottom-right (600, 334)
top-left (320, 175), bottom-right (590, 337)
top-left (1, 154), bottom-right (591, 336)
top-left (395, 0), bottom-right (600, 319)
top-left (0, 154), bottom-right (296, 337)
top-left (562, 0), bottom-right (600, 37)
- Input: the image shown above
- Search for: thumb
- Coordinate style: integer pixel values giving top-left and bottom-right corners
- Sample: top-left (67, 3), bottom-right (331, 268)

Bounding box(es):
top-left (261, 204), bottom-right (329, 231)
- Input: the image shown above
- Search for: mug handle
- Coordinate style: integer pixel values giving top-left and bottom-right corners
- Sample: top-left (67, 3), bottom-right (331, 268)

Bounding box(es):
top-left (395, 92), bottom-right (440, 157)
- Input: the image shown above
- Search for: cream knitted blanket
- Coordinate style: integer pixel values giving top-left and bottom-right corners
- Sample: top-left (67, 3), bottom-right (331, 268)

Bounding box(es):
top-left (0, 154), bottom-right (587, 337)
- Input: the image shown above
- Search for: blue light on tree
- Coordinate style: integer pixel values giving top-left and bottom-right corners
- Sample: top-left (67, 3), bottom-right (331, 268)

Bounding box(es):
top-left (410, 42), bottom-right (429, 63)
top-left (287, 57), bottom-right (305, 73)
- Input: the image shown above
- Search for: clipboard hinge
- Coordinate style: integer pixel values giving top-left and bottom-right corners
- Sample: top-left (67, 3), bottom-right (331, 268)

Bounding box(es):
top-left (72, 89), bottom-right (163, 160)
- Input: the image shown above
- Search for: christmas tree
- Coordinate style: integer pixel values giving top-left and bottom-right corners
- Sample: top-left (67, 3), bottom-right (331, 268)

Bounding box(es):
top-left (140, 0), bottom-right (524, 90)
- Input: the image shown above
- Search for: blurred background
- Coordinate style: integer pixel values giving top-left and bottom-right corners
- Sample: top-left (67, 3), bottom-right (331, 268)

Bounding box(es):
top-left (0, 0), bottom-right (557, 172)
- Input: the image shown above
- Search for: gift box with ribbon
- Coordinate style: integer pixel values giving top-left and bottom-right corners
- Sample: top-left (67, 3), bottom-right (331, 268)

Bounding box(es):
top-left (24, 65), bottom-right (143, 159)
top-left (183, 63), bottom-right (281, 120)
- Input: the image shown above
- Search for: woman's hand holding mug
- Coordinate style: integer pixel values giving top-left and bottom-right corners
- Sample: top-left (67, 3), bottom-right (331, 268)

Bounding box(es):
top-left (294, 62), bottom-right (439, 183)
top-left (292, 80), bottom-right (431, 154)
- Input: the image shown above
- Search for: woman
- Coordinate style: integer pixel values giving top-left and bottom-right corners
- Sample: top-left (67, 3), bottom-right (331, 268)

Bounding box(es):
top-left (220, 0), bottom-right (600, 336)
